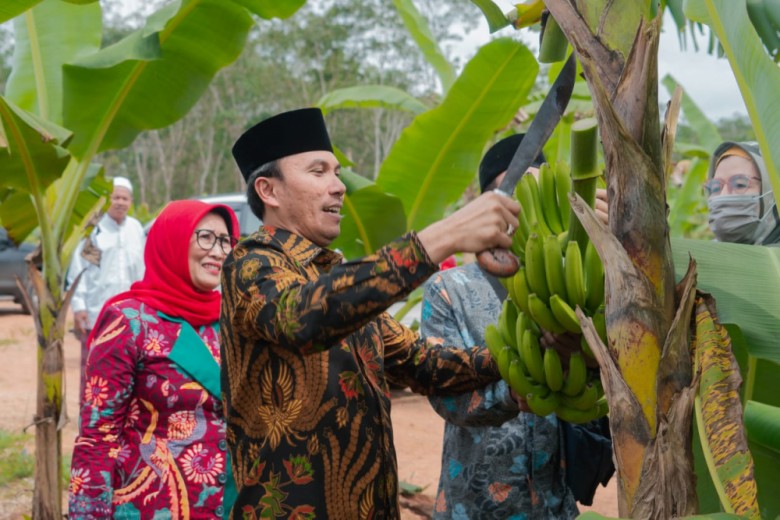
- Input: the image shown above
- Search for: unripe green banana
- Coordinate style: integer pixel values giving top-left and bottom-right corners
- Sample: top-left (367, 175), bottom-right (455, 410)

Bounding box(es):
top-left (584, 240), bottom-right (605, 312)
top-left (509, 358), bottom-right (547, 399)
top-left (484, 323), bottom-right (504, 360)
top-left (497, 345), bottom-right (515, 383)
top-left (524, 173), bottom-right (554, 237)
top-left (557, 230), bottom-right (569, 250)
top-left (517, 309), bottom-right (540, 340)
top-left (554, 161), bottom-right (572, 231)
top-left (520, 328), bottom-right (546, 385)
top-left (543, 347), bottom-right (564, 391)
top-left (592, 307), bottom-right (608, 344)
top-left (515, 311), bottom-right (528, 357)
top-left (512, 268), bottom-right (531, 315)
top-left (506, 271), bottom-right (519, 307)
top-left (564, 240), bottom-right (586, 309)
top-left (555, 398), bottom-right (608, 424)
top-left (580, 334), bottom-right (595, 360)
top-left (559, 381), bottom-right (601, 411)
top-left (524, 234), bottom-right (550, 302)
top-left (539, 163), bottom-right (564, 234)
top-left (516, 175), bottom-right (539, 231)
top-left (543, 234), bottom-right (568, 301)
top-left (525, 390), bottom-right (560, 417)
top-left (516, 204), bottom-right (532, 249)
top-left (499, 299), bottom-right (519, 350)
top-left (527, 293), bottom-right (566, 334)
top-left (549, 294), bottom-right (582, 334)
top-left (561, 352), bottom-right (587, 397)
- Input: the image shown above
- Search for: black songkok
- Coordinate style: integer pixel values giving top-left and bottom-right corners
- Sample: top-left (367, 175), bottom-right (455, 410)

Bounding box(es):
top-left (478, 133), bottom-right (546, 193)
top-left (232, 108), bottom-right (334, 181)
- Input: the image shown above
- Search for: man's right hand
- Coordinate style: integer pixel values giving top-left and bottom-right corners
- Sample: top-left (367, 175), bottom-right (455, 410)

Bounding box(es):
top-left (417, 191), bottom-right (520, 265)
top-left (74, 311), bottom-right (88, 337)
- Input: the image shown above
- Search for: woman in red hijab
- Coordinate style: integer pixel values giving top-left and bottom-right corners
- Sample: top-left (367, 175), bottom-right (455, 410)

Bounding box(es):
top-left (68, 200), bottom-right (239, 520)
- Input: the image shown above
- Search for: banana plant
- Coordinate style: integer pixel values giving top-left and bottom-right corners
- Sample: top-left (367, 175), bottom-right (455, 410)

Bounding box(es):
top-left (319, 0), bottom-right (540, 259)
top-left (0, 0), bottom-right (305, 517)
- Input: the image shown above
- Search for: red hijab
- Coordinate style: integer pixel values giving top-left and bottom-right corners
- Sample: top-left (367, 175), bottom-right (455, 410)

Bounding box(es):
top-left (98, 200), bottom-right (240, 327)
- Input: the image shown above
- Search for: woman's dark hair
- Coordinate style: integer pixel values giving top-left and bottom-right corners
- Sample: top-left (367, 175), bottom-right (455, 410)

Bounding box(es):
top-left (246, 160), bottom-right (282, 220)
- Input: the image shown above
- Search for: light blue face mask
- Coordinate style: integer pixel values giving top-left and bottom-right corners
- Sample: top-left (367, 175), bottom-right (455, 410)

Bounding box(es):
top-left (708, 191), bottom-right (776, 244)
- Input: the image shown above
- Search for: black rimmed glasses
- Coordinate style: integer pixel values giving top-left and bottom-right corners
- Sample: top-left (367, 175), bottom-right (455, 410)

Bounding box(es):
top-left (193, 229), bottom-right (238, 254)
top-left (703, 174), bottom-right (761, 197)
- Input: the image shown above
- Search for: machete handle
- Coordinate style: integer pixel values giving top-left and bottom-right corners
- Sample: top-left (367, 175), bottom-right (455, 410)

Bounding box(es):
top-left (476, 247), bottom-right (519, 278)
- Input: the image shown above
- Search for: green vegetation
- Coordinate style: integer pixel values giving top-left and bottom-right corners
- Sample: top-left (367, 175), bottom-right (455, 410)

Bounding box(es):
top-left (0, 429), bottom-right (34, 487)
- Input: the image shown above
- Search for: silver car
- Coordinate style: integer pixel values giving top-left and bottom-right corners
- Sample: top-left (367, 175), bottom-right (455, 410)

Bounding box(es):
top-left (0, 227), bottom-right (36, 313)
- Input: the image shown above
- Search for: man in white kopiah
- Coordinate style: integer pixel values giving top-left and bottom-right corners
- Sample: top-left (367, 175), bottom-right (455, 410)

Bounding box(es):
top-left (67, 176), bottom-right (146, 407)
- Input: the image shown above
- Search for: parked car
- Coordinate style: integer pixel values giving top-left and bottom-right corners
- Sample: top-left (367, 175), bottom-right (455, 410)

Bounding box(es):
top-left (0, 227), bottom-right (36, 313)
top-left (144, 193), bottom-right (261, 237)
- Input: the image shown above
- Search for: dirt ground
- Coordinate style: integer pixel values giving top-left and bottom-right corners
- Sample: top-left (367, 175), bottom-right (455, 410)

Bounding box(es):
top-left (0, 298), bottom-right (617, 519)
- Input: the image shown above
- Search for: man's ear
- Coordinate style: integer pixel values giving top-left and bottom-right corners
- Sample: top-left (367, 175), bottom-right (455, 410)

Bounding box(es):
top-left (255, 176), bottom-right (280, 210)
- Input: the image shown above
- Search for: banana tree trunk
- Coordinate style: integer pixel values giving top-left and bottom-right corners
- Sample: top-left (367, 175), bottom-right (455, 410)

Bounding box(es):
top-left (546, 1), bottom-right (697, 517)
top-left (24, 261), bottom-right (68, 520)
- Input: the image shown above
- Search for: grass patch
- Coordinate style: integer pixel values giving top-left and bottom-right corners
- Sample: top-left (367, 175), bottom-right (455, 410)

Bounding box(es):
top-left (0, 429), bottom-right (34, 486)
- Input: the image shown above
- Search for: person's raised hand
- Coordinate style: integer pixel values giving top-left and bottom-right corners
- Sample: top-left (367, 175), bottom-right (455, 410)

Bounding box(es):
top-left (595, 188), bottom-right (609, 226)
top-left (417, 191), bottom-right (520, 265)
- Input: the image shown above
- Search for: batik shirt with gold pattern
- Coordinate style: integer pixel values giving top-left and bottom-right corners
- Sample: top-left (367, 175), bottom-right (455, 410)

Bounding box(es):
top-left (220, 227), bottom-right (500, 520)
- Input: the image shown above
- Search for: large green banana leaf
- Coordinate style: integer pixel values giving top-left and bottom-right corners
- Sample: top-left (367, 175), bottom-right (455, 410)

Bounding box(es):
top-left (5, 0), bottom-right (101, 124)
top-left (469, 0), bottom-right (511, 33)
top-left (0, 96), bottom-right (70, 197)
top-left (672, 238), bottom-right (780, 365)
top-left (0, 0), bottom-right (42, 23)
top-left (332, 185), bottom-right (407, 259)
top-left (685, 0), bottom-right (780, 209)
top-left (375, 38), bottom-right (537, 232)
top-left (62, 0), bottom-right (253, 160)
top-left (744, 400), bottom-right (780, 518)
top-left (318, 86), bottom-right (428, 115)
top-left (391, 0), bottom-right (456, 93)
top-left (231, 0), bottom-right (306, 19)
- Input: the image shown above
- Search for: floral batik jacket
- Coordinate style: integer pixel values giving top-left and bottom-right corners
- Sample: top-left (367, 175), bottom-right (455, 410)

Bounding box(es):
top-left (68, 299), bottom-right (236, 519)
top-left (220, 227), bottom-right (501, 520)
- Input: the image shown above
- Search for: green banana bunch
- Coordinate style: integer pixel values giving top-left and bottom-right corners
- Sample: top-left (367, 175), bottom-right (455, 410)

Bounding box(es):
top-left (488, 159), bottom-right (611, 424)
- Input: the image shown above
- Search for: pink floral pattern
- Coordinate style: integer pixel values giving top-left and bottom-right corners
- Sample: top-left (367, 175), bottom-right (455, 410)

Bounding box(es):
top-left (68, 299), bottom-right (228, 519)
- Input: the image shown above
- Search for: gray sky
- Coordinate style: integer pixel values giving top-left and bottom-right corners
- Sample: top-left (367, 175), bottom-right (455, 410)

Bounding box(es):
top-left (450, 8), bottom-right (748, 123)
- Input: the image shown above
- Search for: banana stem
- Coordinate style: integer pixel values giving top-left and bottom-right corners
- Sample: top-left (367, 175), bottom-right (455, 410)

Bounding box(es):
top-left (539, 12), bottom-right (568, 64)
top-left (567, 118), bottom-right (601, 253)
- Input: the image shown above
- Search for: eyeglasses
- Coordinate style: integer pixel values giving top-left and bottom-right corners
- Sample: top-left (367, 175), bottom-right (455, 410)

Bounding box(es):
top-left (193, 229), bottom-right (238, 254)
top-left (703, 174), bottom-right (761, 197)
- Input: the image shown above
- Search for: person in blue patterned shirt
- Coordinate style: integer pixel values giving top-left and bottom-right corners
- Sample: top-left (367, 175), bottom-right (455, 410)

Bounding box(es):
top-left (422, 134), bottom-right (581, 519)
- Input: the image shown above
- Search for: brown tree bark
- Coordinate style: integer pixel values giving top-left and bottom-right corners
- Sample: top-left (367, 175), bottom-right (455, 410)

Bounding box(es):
top-left (546, 1), bottom-right (698, 516)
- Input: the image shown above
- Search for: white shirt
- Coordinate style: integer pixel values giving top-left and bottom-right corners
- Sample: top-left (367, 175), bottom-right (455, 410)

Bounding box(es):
top-left (67, 213), bottom-right (146, 328)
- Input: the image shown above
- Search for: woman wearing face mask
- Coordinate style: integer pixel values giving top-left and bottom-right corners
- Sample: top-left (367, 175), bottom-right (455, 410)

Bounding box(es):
top-left (705, 141), bottom-right (780, 245)
top-left (68, 200), bottom-right (239, 519)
